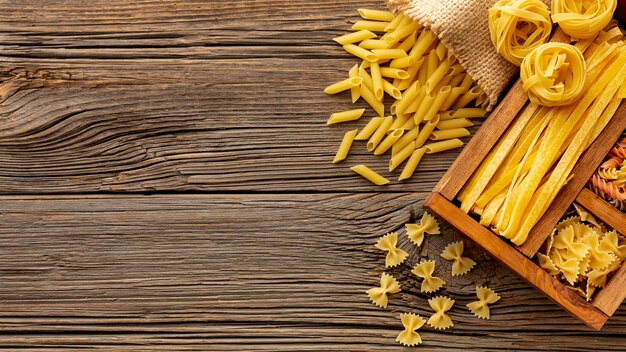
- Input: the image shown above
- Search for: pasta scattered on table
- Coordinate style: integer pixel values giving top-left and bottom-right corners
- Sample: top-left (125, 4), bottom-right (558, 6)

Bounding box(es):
top-left (396, 313), bottom-right (426, 347)
top-left (405, 212), bottom-right (440, 246)
top-left (426, 296), bottom-right (455, 330)
top-left (441, 241), bottom-right (477, 276)
top-left (466, 286), bottom-right (501, 319)
top-left (366, 272), bottom-right (401, 308)
top-left (411, 260), bottom-right (446, 293)
top-left (375, 232), bottom-right (409, 267)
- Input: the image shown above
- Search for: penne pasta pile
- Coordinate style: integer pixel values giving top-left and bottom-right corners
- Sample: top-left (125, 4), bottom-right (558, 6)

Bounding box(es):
top-left (325, 8), bottom-right (488, 185)
top-left (458, 21), bottom-right (626, 246)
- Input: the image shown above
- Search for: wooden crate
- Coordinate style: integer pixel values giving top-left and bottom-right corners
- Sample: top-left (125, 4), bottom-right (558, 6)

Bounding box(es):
top-left (424, 29), bottom-right (626, 331)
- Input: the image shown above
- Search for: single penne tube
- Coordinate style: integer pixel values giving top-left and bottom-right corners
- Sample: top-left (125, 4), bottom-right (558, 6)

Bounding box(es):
top-left (355, 117), bottom-right (385, 140)
top-left (435, 41), bottom-right (447, 61)
top-left (374, 128), bottom-right (404, 155)
top-left (327, 108), bottom-right (366, 125)
top-left (413, 92), bottom-right (435, 125)
top-left (384, 12), bottom-right (405, 32)
top-left (367, 116), bottom-right (394, 151)
top-left (390, 111), bottom-right (410, 130)
top-left (393, 124), bottom-right (420, 151)
top-left (410, 30), bottom-right (437, 60)
top-left (358, 63), bottom-right (375, 92)
top-left (358, 8), bottom-right (395, 22)
top-left (453, 86), bottom-right (482, 109)
top-left (398, 147), bottom-right (427, 181)
top-left (343, 44), bottom-right (379, 62)
top-left (423, 85), bottom-right (451, 121)
top-left (423, 138), bottom-right (464, 154)
top-left (396, 31), bottom-right (417, 52)
top-left (389, 55), bottom-right (416, 68)
top-left (426, 49), bottom-right (439, 77)
top-left (415, 115), bottom-right (439, 148)
top-left (404, 87), bottom-right (426, 114)
top-left (452, 107), bottom-right (487, 118)
top-left (370, 61), bottom-right (384, 100)
top-left (395, 81), bottom-right (420, 114)
top-left (380, 67), bottom-right (410, 79)
top-left (437, 118), bottom-right (474, 130)
top-left (351, 20), bottom-right (389, 32)
top-left (333, 129), bottom-right (359, 163)
top-left (359, 84), bottom-right (385, 117)
top-left (425, 60), bottom-right (451, 94)
top-left (382, 79), bottom-right (402, 99)
top-left (333, 29), bottom-right (377, 45)
top-left (437, 110), bottom-right (456, 120)
top-left (372, 49), bottom-right (408, 60)
top-left (417, 58), bottom-right (429, 85)
top-left (358, 39), bottom-right (390, 50)
top-left (348, 64), bottom-right (361, 103)
top-left (449, 73), bottom-right (465, 87)
top-left (401, 113), bottom-right (417, 130)
top-left (459, 73), bottom-right (474, 93)
top-left (351, 165), bottom-right (390, 185)
top-left (390, 100), bottom-right (399, 115)
top-left (440, 86), bottom-right (464, 111)
top-left (385, 21), bottom-right (420, 45)
top-left (389, 141), bottom-right (416, 171)
top-left (324, 77), bottom-right (363, 94)
top-left (433, 75), bottom-right (452, 93)
top-left (449, 63), bottom-right (466, 75)
top-left (396, 58), bottom-right (423, 90)
top-left (429, 127), bottom-right (470, 140)
top-left (475, 92), bottom-right (487, 107)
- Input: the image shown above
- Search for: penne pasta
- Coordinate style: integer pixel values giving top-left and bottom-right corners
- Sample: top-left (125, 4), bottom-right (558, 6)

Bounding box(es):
top-left (390, 111), bottom-right (410, 130)
top-left (438, 110), bottom-right (456, 120)
top-left (359, 39), bottom-right (390, 50)
top-left (424, 138), bottom-right (464, 154)
top-left (351, 165), bottom-right (390, 185)
top-left (410, 30), bottom-right (438, 60)
top-left (415, 115), bottom-right (440, 148)
top-left (399, 147), bottom-right (427, 181)
top-left (452, 107), bottom-right (487, 118)
top-left (389, 141), bottom-right (416, 171)
top-left (440, 87), bottom-right (465, 111)
top-left (425, 60), bottom-right (451, 93)
top-left (334, 129), bottom-right (359, 163)
top-left (448, 73), bottom-right (465, 88)
top-left (374, 128), bottom-right (405, 155)
top-left (324, 77), bottom-right (363, 94)
top-left (382, 79), bottom-right (402, 99)
top-left (429, 128), bottom-right (471, 140)
top-left (404, 87), bottom-right (426, 114)
top-left (372, 49), bottom-right (408, 60)
top-left (453, 86), bottom-right (482, 109)
top-left (396, 81), bottom-right (420, 115)
top-left (348, 63), bottom-right (361, 103)
top-left (396, 58), bottom-right (424, 90)
top-left (397, 31), bottom-right (418, 52)
top-left (344, 44), bottom-right (379, 62)
top-left (370, 61), bottom-right (384, 100)
top-left (334, 29), bottom-right (377, 45)
top-left (414, 91), bottom-right (435, 125)
top-left (459, 73), bottom-right (474, 93)
top-left (327, 108), bottom-right (366, 125)
top-left (423, 85), bottom-right (452, 121)
top-left (390, 55), bottom-right (417, 68)
top-left (384, 12), bottom-right (406, 32)
top-left (358, 8), bottom-right (395, 22)
top-left (426, 49), bottom-right (439, 77)
top-left (385, 21), bottom-right (421, 45)
top-left (437, 118), bottom-right (474, 130)
top-left (358, 63), bottom-right (375, 92)
top-left (380, 67), bottom-right (410, 79)
top-left (359, 84), bottom-right (385, 117)
top-left (352, 20), bottom-right (390, 32)
top-left (367, 116), bottom-right (394, 151)
top-left (393, 124), bottom-right (420, 152)
top-left (435, 41), bottom-right (447, 61)
top-left (355, 116), bottom-right (385, 140)
top-left (449, 63), bottom-right (466, 75)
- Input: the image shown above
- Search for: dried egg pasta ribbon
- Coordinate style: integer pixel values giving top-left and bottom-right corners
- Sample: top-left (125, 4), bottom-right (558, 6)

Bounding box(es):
top-left (488, 0), bottom-right (552, 66)
top-left (552, 0), bottom-right (618, 39)
top-left (520, 43), bottom-right (587, 107)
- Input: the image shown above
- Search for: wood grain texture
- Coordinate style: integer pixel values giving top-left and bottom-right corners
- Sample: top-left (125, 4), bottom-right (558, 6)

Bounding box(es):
top-left (425, 193), bottom-right (609, 330)
top-left (0, 0), bottom-right (473, 194)
top-left (1, 193), bottom-right (626, 351)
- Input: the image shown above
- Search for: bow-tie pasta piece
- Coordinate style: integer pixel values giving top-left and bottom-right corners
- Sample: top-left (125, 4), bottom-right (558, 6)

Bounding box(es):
top-left (427, 296), bottom-right (455, 330)
top-left (553, 225), bottom-right (591, 261)
top-left (466, 286), bottom-right (501, 319)
top-left (405, 212), bottom-right (440, 246)
top-left (411, 260), bottom-right (445, 293)
top-left (573, 203), bottom-right (601, 228)
top-left (366, 272), bottom-right (401, 308)
top-left (441, 241), bottom-right (476, 276)
top-left (396, 313), bottom-right (426, 347)
top-left (375, 232), bottom-right (408, 268)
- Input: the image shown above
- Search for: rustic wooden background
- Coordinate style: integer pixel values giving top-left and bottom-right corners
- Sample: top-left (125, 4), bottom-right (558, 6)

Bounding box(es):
top-left (0, 0), bottom-right (624, 350)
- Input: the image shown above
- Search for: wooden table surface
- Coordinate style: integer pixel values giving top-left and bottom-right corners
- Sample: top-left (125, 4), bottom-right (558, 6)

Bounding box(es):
top-left (0, 1), bottom-right (624, 350)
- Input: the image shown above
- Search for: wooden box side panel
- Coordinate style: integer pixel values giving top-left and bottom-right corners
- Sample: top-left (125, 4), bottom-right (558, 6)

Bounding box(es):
top-left (425, 193), bottom-right (609, 330)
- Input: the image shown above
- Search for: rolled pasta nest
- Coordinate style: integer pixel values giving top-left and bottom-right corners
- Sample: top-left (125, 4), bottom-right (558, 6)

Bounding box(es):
top-left (552, 0), bottom-right (618, 39)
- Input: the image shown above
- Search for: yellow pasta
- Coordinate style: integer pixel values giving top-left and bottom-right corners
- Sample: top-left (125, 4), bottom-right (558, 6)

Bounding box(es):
top-left (429, 128), bottom-right (471, 140)
top-left (441, 241), bottom-right (476, 276)
top-left (370, 61), bottom-right (384, 100)
top-left (382, 81), bottom-right (402, 100)
top-left (343, 44), bottom-right (379, 62)
top-left (411, 260), bottom-right (445, 293)
top-left (453, 86), bottom-right (482, 109)
top-left (385, 21), bottom-right (421, 45)
top-left (333, 129), bottom-right (358, 163)
top-left (397, 31), bottom-right (417, 53)
top-left (348, 64), bottom-right (361, 103)
top-left (415, 115), bottom-right (439, 148)
top-left (423, 86), bottom-right (451, 121)
top-left (358, 63), bottom-right (375, 92)
top-left (327, 108), bottom-right (365, 125)
top-left (396, 313), bottom-right (425, 347)
top-left (358, 8), bottom-right (395, 22)
top-left (437, 118), bottom-right (474, 130)
top-left (488, 0), bottom-right (552, 66)
top-left (352, 20), bottom-right (390, 32)
top-left (384, 12), bottom-right (406, 32)
top-left (367, 116), bottom-right (393, 151)
top-left (333, 29), bottom-right (377, 45)
top-left (425, 60), bottom-right (450, 94)
top-left (375, 232), bottom-right (409, 267)
top-left (427, 296), bottom-right (455, 330)
top-left (405, 212), bottom-right (440, 246)
top-left (366, 272), bottom-right (401, 308)
top-left (372, 49), bottom-right (408, 60)
top-left (399, 147), bottom-right (427, 181)
top-left (520, 43), bottom-right (587, 106)
top-left (466, 286), bottom-right (501, 319)
top-left (389, 55), bottom-right (416, 69)
top-left (358, 39), bottom-right (390, 50)
top-left (413, 92), bottom-right (435, 125)
top-left (451, 107), bottom-right (487, 119)
top-left (324, 77), bottom-right (363, 95)
top-left (380, 67), bottom-right (410, 79)
top-left (351, 164), bottom-right (390, 185)
top-left (354, 117), bottom-right (384, 140)
top-left (392, 125), bottom-right (420, 153)
top-left (552, 0), bottom-right (617, 39)
top-left (374, 128), bottom-right (404, 155)
top-left (359, 84), bottom-right (385, 117)
top-left (389, 141), bottom-right (415, 171)
top-left (425, 138), bottom-right (465, 154)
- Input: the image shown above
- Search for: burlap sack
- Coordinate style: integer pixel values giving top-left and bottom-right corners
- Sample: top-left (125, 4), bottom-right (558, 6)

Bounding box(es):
top-left (385, 0), bottom-right (550, 110)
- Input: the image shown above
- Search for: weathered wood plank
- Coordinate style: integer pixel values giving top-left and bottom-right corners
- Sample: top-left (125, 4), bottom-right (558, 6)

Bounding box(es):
top-left (0, 194), bottom-right (624, 350)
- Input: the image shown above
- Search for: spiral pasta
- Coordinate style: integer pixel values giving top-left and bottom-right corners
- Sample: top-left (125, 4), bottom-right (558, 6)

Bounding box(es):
top-left (520, 43), bottom-right (587, 106)
top-left (488, 0), bottom-right (552, 66)
top-left (552, 0), bottom-right (618, 39)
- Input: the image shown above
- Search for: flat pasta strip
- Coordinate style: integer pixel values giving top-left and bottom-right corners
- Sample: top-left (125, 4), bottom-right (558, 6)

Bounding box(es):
top-left (466, 286), bottom-right (501, 319)
top-left (396, 313), bottom-right (426, 347)
top-left (366, 272), bottom-right (401, 308)
top-left (441, 241), bottom-right (476, 276)
top-left (375, 232), bottom-right (408, 268)
top-left (405, 212), bottom-right (440, 246)
top-left (427, 296), bottom-right (455, 330)
top-left (411, 260), bottom-right (445, 293)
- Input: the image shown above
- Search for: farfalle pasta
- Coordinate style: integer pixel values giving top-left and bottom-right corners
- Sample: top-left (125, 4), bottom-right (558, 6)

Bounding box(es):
top-left (411, 260), bottom-right (445, 293)
top-left (375, 232), bottom-right (408, 268)
top-left (488, 0), bottom-right (552, 66)
top-left (396, 313), bottom-right (426, 347)
top-left (427, 296), bottom-right (455, 330)
top-left (520, 43), bottom-right (587, 106)
top-left (366, 272), bottom-right (401, 308)
top-left (552, 0), bottom-right (618, 39)
top-left (405, 212), bottom-right (440, 246)
top-left (441, 241), bottom-right (476, 276)
top-left (466, 286), bottom-right (501, 319)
